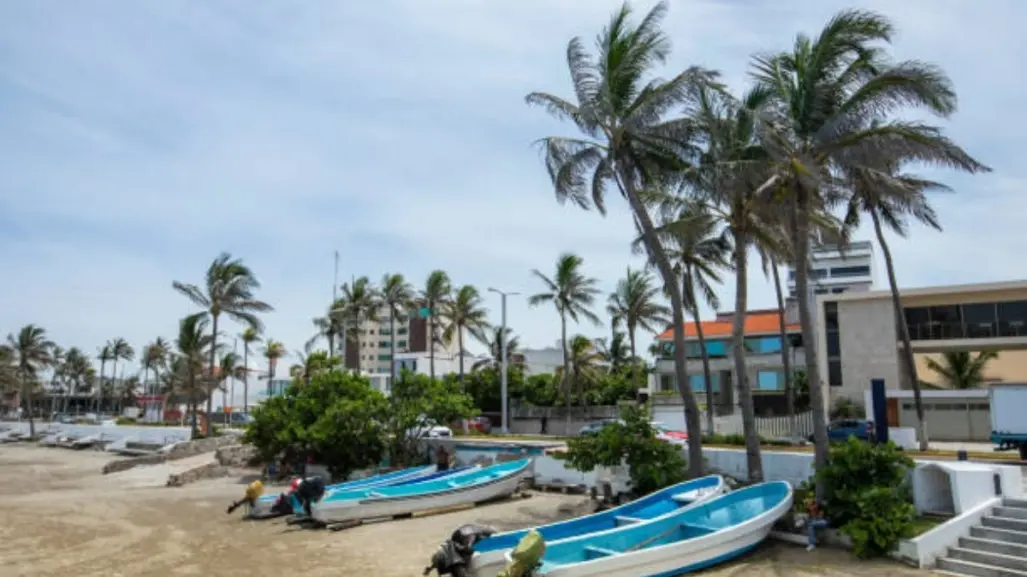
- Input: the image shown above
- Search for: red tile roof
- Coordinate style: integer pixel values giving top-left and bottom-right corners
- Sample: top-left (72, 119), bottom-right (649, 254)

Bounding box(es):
top-left (656, 309), bottom-right (800, 340)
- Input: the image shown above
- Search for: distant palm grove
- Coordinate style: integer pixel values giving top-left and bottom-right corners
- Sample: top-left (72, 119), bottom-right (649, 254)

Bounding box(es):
top-left (0, 3), bottom-right (987, 482)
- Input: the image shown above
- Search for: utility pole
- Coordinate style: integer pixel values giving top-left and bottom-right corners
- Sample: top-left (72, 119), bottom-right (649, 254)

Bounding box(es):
top-left (488, 287), bottom-right (519, 434)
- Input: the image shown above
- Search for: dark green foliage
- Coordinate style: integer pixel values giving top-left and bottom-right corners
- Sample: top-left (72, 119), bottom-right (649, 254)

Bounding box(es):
top-left (386, 371), bottom-right (478, 464)
top-left (815, 437), bottom-right (916, 557)
top-left (558, 404), bottom-right (686, 495)
top-left (701, 433), bottom-right (792, 447)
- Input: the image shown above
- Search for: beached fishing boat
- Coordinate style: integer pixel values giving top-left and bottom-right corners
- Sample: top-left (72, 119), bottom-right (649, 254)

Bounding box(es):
top-left (311, 458), bottom-right (532, 525)
top-left (249, 464), bottom-right (438, 517)
top-left (512, 481), bottom-right (792, 577)
top-left (468, 474), bottom-right (726, 577)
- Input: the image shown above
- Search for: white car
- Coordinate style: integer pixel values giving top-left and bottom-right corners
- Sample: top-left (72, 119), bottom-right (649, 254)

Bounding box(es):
top-left (407, 417), bottom-right (452, 439)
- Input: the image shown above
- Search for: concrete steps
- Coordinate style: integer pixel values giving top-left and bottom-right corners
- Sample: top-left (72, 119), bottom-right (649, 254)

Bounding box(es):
top-left (939, 499), bottom-right (1027, 577)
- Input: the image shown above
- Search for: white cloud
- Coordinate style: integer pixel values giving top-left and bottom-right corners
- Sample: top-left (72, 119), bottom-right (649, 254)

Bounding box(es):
top-left (0, 0), bottom-right (1023, 374)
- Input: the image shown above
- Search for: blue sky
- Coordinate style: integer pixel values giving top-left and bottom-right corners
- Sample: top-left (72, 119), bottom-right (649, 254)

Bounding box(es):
top-left (1, 0), bottom-right (1024, 376)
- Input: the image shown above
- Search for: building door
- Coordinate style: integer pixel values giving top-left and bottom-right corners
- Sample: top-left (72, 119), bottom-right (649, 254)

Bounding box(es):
top-left (886, 398), bottom-right (899, 427)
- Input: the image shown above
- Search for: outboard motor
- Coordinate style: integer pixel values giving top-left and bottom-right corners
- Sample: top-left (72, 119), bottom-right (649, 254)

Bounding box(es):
top-left (423, 524), bottom-right (497, 577)
top-left (293, 475), bottom-right (327, 517)
top-left (497, 529), bottom-right (545, 577)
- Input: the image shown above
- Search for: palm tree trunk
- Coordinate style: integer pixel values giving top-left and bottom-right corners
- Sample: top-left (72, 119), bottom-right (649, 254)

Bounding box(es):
top-left (684, 267), bottom-right (716, 436)
top-left (97, 360), bottom-right (106, 413)
top-left (188, 368), bottom-right (199, 439)
top-left (771, 259), bottom-right (796, 437)
top-left (328, 333), bottom-right (335, 359)
top-left (22, 370), bottom-right (35, 437)
top-left (354, 314), bottom-right (362, 374)
top-left (872, 209), bottom-right (928, 450)
top-left (791, 190), bottom-right (830, 489)
top-left (242, 347), bottom-right (250, 417)
top-left (618, 175), bottom-right (703, 478)
top-left (429, 308), bottom-right (436, 381)
top-left (207, 315), bottom-right (219, 435)
top-left (458, 326), bottom-right (465, 383)
top-left (390, 308), bottom-right (397, 385)
top-left (560, 312), bottom-right (571, 435)
top-left (731, 236), bottom-right (763, 483)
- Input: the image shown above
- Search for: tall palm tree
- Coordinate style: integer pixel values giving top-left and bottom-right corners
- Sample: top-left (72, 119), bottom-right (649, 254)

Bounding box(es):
top-left (239, 327), bottom-right (262, 416)
top-left (525, 1), bottom-right (714, 474)
top-left (606, 267), bottom-right (671, 365)
top-left (649, 200), bottom-right (731, 437)
top-left (107, 338), bottom-right (135, 412)
top-left (559, 335), bottom-right (606, 398)
top-left (290, 348), bottom-right (340, 383)
top-left (529, 253), bottom-right (601, 426)
top-left (441, 285), bottom-right (490, 383)
top-left (143, 337), bottom-right (170, 398)
top-left (336, 276), bottom-right (379, 373)
top-left (48, 346), bottom-right (66, 416)
top-left (262, 339), bottom-right (286, 397)
top-left (173, 252), bottom-right (273, 430)
top-left (174, 313), bottom-right (214, 438)
top-left (6, 325), bottom-right (55, 437)
top-left (62, 347), bottom-right (90, 413)
top-left (0, 345), bottom-right (17, 398)
top-left (924, 351), bottom-right (998, 390)
top-left (421, 270), bottom-right (452, 381)
top-left (95, 344), bottom-right (113, 413)
top-left (595, 330), bottom-right (631, 372)
top-left (471, 327), bottom-right (521, 373)
top-left (751, 9), bottom-right (989, 457)
top-left (217, 351), bottom-right (245, 420)
top-left (380, 273), bottom-right (416, 384)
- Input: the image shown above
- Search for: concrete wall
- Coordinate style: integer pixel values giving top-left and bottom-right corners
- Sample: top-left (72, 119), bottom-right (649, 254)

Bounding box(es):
top-left (4, 422), bottom-right (191, 445)
top-left (822, 298), bottom-right (903, 403)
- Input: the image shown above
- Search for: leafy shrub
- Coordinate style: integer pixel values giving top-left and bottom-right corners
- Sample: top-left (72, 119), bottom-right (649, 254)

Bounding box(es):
top-left (830, 398), bottom-right (865, 420)
top-left (115, 417), bottom-right (137, 425)
top-left (557, 404), bottom-right (686, 495)
top-left (701, 433), bottom-right (792, 447)
top-left (815, 437), bottom-right (915, 557)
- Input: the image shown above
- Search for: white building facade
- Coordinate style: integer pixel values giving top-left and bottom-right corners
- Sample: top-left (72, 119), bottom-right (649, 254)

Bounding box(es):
top-left (788, 239), bottom-right (875, 298)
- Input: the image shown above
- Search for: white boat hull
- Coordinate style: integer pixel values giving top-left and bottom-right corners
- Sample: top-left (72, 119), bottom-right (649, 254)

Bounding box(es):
top-left (470, 478), bottom-right (727, 577)
top-left (312, 467), bottom-right (525, 524)
top-left (540, 493), bottom-right (791, 577)
top-left (249, 466), bottom-right (436, 517)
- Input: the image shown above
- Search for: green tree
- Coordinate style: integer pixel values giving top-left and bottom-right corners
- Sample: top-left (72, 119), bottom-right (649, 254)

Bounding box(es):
top-left (384, 373), bottom-right (477, 465)
top-left (529, 253), bottom-right (601, 428)
top-left (239, 327), bottom-right (262, 415)
top-left (607, 267), bottom-right (671, 363)
top-left (595, 331), bottom-right (631, 373)
top-left (95, 344), bottom-right (113, 412)
top-left (472, 327), bottom-right (521, 373)
top-left (421, 270), bottom-right (452, 381)
top-left (173, 252), bottom-right (273, 431)
top-left (441, 285), bottom-right (490, 382)
top-left (337, 276), bottom-right (380, 373)
top-left (6, 325), bottom-right (55, 436)
top-left (262, 339), bottom-right (286, 397)
top-left (106, 337), bottom-right (135, 411)
top-left (175, 313), bottom-right (214, 438)
top-left (924, 351), bottom-right (999, 390)
top-left (525, 2), bottom-right (711, 475)
top-left (380, 273), bottom-right (416, 384)
top-left (751, 9), bottom-right (988, 459)
top-left (142, 337), bottom-right (170, 400)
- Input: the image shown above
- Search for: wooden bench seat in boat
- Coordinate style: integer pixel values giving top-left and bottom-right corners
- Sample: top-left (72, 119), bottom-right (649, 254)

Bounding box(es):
top-left (583, 545), bottom-right (621, 560)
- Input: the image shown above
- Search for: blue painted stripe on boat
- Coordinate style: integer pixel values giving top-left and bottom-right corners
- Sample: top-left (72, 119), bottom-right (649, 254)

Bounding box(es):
top-left (640, 542), bottom-right (760, 577)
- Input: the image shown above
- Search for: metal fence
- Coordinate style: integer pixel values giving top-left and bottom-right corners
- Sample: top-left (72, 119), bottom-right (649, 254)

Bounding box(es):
top-left (754, 411), bottom-right (814, 438)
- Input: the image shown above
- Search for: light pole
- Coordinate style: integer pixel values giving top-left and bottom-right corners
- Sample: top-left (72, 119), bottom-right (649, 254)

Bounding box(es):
top-left (488, 287), bottom-right (519, 434)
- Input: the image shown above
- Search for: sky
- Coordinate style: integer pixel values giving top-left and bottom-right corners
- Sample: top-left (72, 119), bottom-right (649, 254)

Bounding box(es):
top-left (1, 0), bottom-right (1025, 381)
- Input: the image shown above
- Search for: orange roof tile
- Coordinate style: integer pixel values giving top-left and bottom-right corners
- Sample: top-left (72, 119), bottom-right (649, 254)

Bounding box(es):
top-left (656, 310), bottom-right (800, 340)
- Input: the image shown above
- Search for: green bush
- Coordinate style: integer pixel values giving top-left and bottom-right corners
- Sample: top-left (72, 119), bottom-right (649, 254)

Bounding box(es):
top-left (557, 404), bottom-right (686, 495)
top-left (701, 433), bottom-right (792, 447)
top-left (815, 437), bottom-right (916, 557)
top-left (115, 417), bottom-right (137, 425)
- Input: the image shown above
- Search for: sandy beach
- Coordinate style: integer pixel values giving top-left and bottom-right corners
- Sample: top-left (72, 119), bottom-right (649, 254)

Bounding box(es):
top-left (0, 446), bottom-right (926, 577)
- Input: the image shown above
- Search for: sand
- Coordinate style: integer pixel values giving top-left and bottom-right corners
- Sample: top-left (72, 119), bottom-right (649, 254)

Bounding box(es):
top-left (0, 446), bottom-right (927, 577)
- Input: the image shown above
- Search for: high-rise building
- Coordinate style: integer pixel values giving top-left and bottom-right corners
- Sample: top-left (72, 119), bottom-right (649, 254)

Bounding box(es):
top-left (342, 304), bottom-right (460, 374)
top-left (787, 236), bottom-right (875, 298)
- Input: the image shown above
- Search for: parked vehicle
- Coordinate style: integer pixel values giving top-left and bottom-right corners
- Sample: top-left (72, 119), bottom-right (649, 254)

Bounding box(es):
top-left (578, 419), bottom-right (622, 436)
top-left (808, 419), bottom-right (874, 443)
top-left (990, 383), bottom-right (1027, 459)
top-left (468, 416), bottom-right (492, 434)
top-left (651, 422), bottom-right (688, 445)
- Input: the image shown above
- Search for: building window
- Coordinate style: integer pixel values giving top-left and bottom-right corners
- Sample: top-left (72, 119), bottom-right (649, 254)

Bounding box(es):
top-left (685, 340), bottom-right (727, 358)
top-left (963, 303), bottom-right (998, 338)
top-left (997, 301), bottom-right (1027, 337)
top-left (830, 265), bottom-right (870, 278)
top-left (689, 374), bottom-right (720, 392)
top-left (744, 336), bottom-right (782, 354)
top-left (398, 327), bottom-right (408, 335)
top-left (756, 370), bottom-right (783, 391)
top-left (824, 302), bottom-right (842, 387)
top-left (659, 374), bottom-right (675, 392)
top-left (828, 360), bottom-right (842, 387)
top-left (826, 332), bottom-right (840, 357)
top-left (397, 340), bottom-right (407, 348)
top-left (378, 354), bottom-right (392, 362)
top-left (380, 329), bottom-right (392, 336)
top-left (824, 301), bottom-right (839, 331)
top-left (379, 340), bottom-right (390, 348)
top-left (831, 287), bottom-right (846, 294)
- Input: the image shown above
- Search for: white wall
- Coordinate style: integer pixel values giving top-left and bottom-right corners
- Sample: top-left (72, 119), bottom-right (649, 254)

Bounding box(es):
top-left (5, 422), bottom-right (191, 445)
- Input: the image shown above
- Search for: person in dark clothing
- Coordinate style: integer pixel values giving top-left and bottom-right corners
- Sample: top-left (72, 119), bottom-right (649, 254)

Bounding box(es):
top-left (293, 475), bottom-right (327, 517)
top-left (540, 414), bottom-right (548, 435)
top-left (436, 444), bottom-right (451, 471)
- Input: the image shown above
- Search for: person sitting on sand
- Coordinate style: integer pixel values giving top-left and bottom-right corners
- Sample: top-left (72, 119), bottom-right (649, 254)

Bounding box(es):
top-left (293, 475), bottom-right (327, 518)
top-left (805, 498), bottom-right (830, 551)
top-left (226, 479), bottom-right (264, 515)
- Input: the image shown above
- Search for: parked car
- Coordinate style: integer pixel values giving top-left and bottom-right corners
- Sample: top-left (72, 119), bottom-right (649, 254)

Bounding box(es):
top-left (408, 417), bottom-right (453, 439)
top-left (809, 419), bottom-right (874, 442)
top-left (578, 419), bottom-right (623, 436)
top-left (651, 422), bottom-right (688, 445)
top-left (467, 416), bottom-right (492, 434)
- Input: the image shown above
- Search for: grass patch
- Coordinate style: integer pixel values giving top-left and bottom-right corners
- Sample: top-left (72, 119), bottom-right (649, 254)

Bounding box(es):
top-left (910, 514), bottom-right (948, 536)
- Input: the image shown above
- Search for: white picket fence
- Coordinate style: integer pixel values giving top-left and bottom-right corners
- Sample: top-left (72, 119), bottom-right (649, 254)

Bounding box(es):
top-left (714, 411), bottom-right (814, 438)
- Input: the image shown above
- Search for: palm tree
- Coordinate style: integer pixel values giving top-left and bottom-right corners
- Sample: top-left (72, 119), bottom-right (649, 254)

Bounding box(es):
top-left (173, 252), bottom-right (273, 430)
top-left (441, 285), bottom-right (490, 383)
top-left (471, 327), bottom-right (521, 372)
top-left (421, 270), bottom-right (452, 381)
top-left (558, 335), bottom-right (606, 398)
top-left (262, 339), bottom-right (286, 397)
top-left (607, 267), bottom-right (671, 365)
top-left (175, 313), bottom-right (214, 438)
top-left (595, 331), bottom-right (631, 372)
top-left (380, 273), bottom-right (416, 384)
top-left (649, 200), bottom-right (731, 437)
top-left (107, 338), bottom-right (135, 412)
top-left (336, 276), bottom-right (379, 373)
top-left (143, 338), bottom-right (170, 399)
top-left (6, 325), bottom-right (55, 437)
top-left (290, 348), bottom-right (340, 383)
top-left (309, 300), bottom-right (348, 361)
top-left (751, 9), bottom-right (989, 457)
top-left (239, 327), bottom-right (261, 416)
top-left (217, 351), bottom-right (246, 421)
top-left (525, 1), bottom-right (714, 474)
top-left (529, 253), bottom-right (601, 427)
top-left (61, 347), bottom-right (90, 413)
top-left (0, 345), bottom-right (17, 397)
top-left (48, 346), bottom-right (66, 416)
top-left (924, 351), bottom-right (999, 390)
top-left (117, 376), bottom-right (140, 413)
top-left (96, 344), bottom-right (113, 412)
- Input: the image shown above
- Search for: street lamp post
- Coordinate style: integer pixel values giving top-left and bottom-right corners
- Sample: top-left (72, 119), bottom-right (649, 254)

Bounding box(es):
top-left (488, 287), bottom-right (519, 434)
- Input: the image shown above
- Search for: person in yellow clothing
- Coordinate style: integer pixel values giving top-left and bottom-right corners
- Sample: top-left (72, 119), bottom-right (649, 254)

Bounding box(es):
top-left (226, 480), bottom-right (264, 515)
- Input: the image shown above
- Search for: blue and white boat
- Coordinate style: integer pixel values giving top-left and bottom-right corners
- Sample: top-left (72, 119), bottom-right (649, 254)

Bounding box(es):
top-left (512, 481), bottom-right (793, 577)
top-left (249, 464), bottom-right (438, 517)
top-left (469, 474), bottom-right (726, 577)
top-left (312, 458), bottom-right (532, 525)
